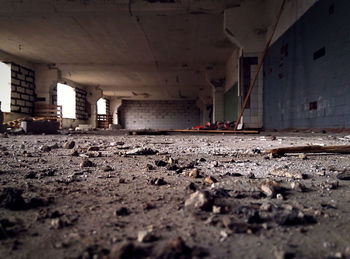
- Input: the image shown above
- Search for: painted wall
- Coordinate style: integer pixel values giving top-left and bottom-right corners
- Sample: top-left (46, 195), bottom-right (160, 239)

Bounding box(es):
top-left (224, 49), bottom-right (239, 122)
top-left (270, 0), bottom-right (319, 43)
top-left (264, 0), bottom-right (350, 129)
top-left (224, 83), bottom-right (238, 122)
top-left (119, 100), bottom-right (200, 130)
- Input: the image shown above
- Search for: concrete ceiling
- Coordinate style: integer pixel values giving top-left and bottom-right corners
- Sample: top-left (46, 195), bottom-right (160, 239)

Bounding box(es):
top-left (0, 0), bottom-right (240, 99)
top-left (0, 0), bottom-right (241, 100)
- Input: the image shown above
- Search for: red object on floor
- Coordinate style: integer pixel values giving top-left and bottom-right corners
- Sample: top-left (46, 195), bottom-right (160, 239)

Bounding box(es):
top-left (193, 125), bottom-right (204, 130)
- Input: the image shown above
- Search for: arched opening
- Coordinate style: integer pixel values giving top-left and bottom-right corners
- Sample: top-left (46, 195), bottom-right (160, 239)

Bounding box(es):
top-left (96, 98), bottom-right (111, 128)
top-left (57, 83), bottom-right (76, 119)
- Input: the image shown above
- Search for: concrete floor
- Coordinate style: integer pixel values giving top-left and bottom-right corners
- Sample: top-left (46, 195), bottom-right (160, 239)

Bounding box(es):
top-left (0, 131), bottom-right (350, 258)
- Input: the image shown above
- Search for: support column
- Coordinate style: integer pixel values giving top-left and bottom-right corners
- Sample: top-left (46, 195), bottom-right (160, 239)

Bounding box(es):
top-left (110, 98), bottom-right (123, 125)
top-left (213, 87), bottom-right (225, 122)
top-left (86, 86), bottom-right (102, 128)
top-left (35, 65), bottom-right (60, 104)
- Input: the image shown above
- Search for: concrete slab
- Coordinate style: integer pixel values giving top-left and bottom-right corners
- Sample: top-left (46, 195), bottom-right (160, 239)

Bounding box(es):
top-left (21, 120), bottom-right (59, 134)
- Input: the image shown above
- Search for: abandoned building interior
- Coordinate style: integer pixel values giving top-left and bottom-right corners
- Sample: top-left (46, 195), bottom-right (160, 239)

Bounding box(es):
top-left (1, 0), bottom-right (350, 258)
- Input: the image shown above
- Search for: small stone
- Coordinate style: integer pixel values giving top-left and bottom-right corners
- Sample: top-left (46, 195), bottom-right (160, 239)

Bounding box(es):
top-left (187, 182), bottom-right (196, 192)
top-left (80, 158), bottom-right (95, 168)
top-left (102, 165), bottom-right (113, 172)
top-left (211, 161), bottom-right (219, 167)
top-left (260, 202), bottom-right (272, 212)
top-left (276, 193), bottom-right (284, 200)
top-left (160, 237), bottom-right (192, 258)
top-left (71, 149), bottom-right (79, 156)
top-left (118, 178), bottom-right (126, 184)
top-left (282, 204), bottom-right (294, 211)
top-left (204, 176), bottom-right (217, 184)
top-left (166, 164), bottom-right (178, 171)
top-left (39, 145), bottom-right (51, 152)
top-left (290, 182), bottom-right (307, 192)
top-left (184, 191), bottom-right (213, 211)
top-left (51, 218), bottom-right (63, 229)
top-left (269, 153), bottom-right (280, 159)
top-left (222, 216), bottom-right (233, 229)
top-left (137, 230), bottom-right (155, 243)
top-left (248, 172), bottom-right (255, 179)
top-left (109, 242), bottom-right (147, 259)
top-left (175, 168), bottom-right (183, 174)
top-left (322, 180), bottom-right (339, 190)
top-left (115, 207), bottom-right (129, 216)
top-left (220, 230), bottom-right (228, 240)
top-left (212, 205), bottom-right (221, 214)
top-left (252, 148), bottom-right (261, 154)
top-left (50, 143), bottom-right (59, 149)
top-left (334, 252), bottom-right (343, 259)
top-left (298, 153), bottom-right (307, 160)
top-left (63, 141), bottom-right (75, 149)
top-left (25, 171), bottom-right (37, 179)
top-left (155, 160), bottom-right (167, 167)
top-left (168, 157), bottom-right (175, 164)
top-left (87, 146), bottom-right (99, 151)
top-left (260, 183), bottom-right (277, 198)
top-left (1, 188), bottom-right (27, 210)
top-left (188, 168), bottom-right (199, 178)
top-left (270, 168), bottom-right (305, 179)
top-left (317, 171), bottom-right (326, 176)
top-left (146, 164), bottom-right (155, 170)
top-left (337, 170), bottom-right (350, 180)
top-left (274, 249), bottom-right (295, 259)
top-left (150, 178), bottom-right (166, 186)
top-left (126, 148), bottom-right (157, 155)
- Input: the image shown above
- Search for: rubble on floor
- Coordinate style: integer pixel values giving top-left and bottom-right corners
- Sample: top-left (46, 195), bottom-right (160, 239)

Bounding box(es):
top-left (0, 132), bottom-right (350, 258)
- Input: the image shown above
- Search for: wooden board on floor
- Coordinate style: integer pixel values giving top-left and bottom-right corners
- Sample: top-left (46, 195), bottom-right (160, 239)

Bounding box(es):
top-left (162, 129), bottom-right (259, 134)
top-left (268, 145), bottom-right (350, 155)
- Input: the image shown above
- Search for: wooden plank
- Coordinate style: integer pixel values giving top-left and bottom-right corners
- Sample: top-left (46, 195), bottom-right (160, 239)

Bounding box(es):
top-left (162, 129), bottom-right (259, 134)
top-left (268, 145), bottom-right (350, 155)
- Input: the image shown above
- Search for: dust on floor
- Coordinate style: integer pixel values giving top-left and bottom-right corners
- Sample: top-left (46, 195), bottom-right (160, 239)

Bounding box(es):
top-left (0, 132), bottom-right (350, 259)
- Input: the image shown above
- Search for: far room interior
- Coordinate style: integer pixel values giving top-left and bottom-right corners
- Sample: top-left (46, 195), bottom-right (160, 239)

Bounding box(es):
top-left (0, 1), bottom-right (350, 258)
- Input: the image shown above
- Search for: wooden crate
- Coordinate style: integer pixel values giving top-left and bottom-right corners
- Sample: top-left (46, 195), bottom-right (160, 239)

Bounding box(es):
top-left (34, 103), bottom-right (63, 129)
top-left (97, 114), bottom-right (112, 129)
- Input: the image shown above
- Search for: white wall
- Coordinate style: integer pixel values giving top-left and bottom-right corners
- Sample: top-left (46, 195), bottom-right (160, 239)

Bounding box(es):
top-left (0, 62), bottom-right (11, 112)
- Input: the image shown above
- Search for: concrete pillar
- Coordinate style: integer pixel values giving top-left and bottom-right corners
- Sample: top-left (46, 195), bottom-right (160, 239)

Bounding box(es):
top-left (110, 98), bottom-right (122, 125)
top-left (35, 65), bottom-right (60, 104)
top-left (86, 86), bottom-right (102, 128)
top-left (213, 87), bottom-right (225, 122)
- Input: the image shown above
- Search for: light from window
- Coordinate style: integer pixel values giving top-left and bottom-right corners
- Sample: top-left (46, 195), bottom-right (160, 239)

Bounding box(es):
top-left (97, 98), bottom-right (107, 115)
top-left (57, 83), bottom-right (76, 119)
top-left (0, 62), bottom-right (11, 112)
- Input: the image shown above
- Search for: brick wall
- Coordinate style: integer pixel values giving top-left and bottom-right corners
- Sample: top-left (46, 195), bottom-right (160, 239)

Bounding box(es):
top-left (119, 100), bottom-right (200, 130)
top-left (10, 63), bottom-right (35, 114)
top-left (75, 87), bottom-right (88, 120)
top-left (264, 0), bottom-right (350, 129)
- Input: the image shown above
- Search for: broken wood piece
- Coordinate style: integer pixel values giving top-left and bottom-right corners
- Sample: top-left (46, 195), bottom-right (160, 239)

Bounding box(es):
top-left (268, 145), bottom-right (350, 155)
top-left (163, 129), bottom-right (259, 134)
